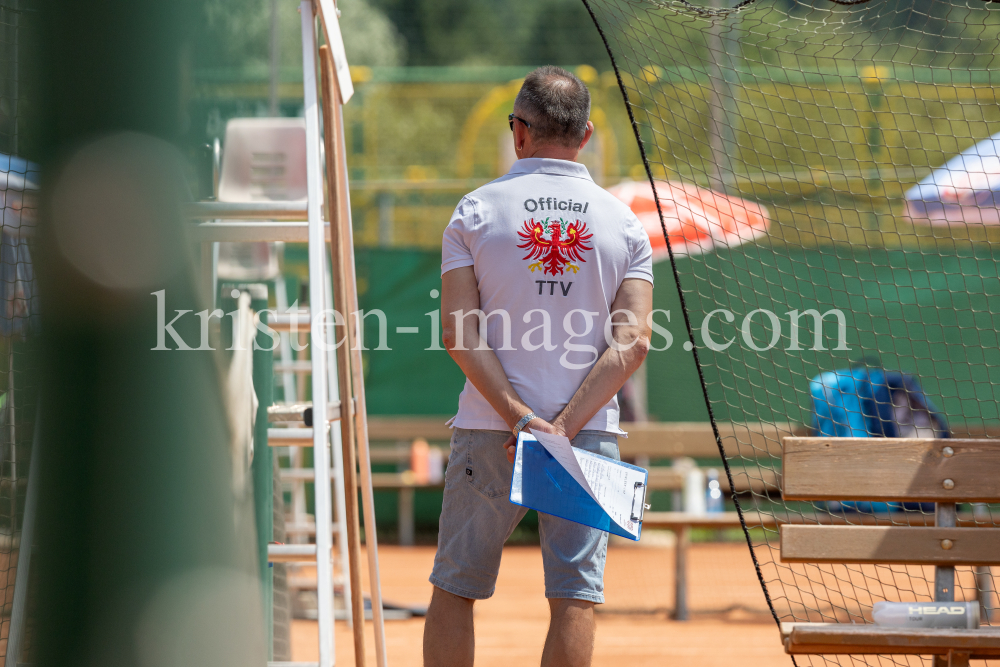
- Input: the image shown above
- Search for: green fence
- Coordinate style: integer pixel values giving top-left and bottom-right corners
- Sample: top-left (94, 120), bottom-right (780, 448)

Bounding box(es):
top-left (293, 244), bottom-right (1000, 529)
top-left (346, 245), bottom-right (1000, 426)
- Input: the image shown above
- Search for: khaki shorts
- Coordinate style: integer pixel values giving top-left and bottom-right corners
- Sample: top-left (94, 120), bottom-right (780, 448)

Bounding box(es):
top-left (429, 428), bottom-right (620, 603)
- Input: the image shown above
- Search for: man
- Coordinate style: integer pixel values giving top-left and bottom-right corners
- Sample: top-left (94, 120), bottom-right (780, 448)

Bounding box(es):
top-left (424, 66), bottom-right (654, 667)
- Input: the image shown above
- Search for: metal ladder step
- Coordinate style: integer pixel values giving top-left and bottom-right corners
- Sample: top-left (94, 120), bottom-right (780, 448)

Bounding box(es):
top-left (268, 544), bottom-right (324, 563)
top-left (268, 402), bottom-right (343, 424)
top-left (273, 360), bottom-right (313, 374)
top-left (284, 520), bottom-right (339, 536)
top-left (288, 574), bottom-right (346, 590)
top-left (269, 313), bottom-right (312, 332)
top-left (280, 467), bottom-right (333, 481)
top-left (268, 428), bottom-right (317, 446)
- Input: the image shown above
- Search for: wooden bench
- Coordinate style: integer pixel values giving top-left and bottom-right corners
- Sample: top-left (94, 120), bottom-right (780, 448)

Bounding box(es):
top-left (779, 624), bottom-right (1000, 661)
top-left (641, 508), bottom-right (985, 622)
top-left (779, 436), bottom-right (1000, 667)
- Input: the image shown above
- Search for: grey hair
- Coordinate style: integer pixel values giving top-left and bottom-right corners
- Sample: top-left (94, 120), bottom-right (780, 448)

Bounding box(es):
top-left (513, 66), bottom-right (591, 148)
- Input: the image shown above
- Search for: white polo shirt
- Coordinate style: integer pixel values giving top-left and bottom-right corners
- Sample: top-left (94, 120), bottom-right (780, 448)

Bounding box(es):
top-left (441, 158), bottom-right (654, 434)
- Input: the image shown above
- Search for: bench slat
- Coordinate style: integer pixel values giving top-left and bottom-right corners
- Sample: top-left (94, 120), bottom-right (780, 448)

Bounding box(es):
top-left (781, 525), bottom-right (1000, 565)
top-left (782, 437), bottom-right (1000, 502)
top-left (783, 623), bottom-right (1000, 656)
top-left (644, 511), bottom-right (982, 530)
top-left (364, 418), bottom-right (796, 460)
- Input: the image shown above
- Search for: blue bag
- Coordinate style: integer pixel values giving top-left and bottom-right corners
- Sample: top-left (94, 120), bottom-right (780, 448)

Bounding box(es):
top-left (809, 366), bottom-right (948, 513)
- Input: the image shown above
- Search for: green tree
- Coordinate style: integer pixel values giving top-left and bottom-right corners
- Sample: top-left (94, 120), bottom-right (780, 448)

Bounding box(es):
top-left (369, 0), bottom-right (611, 68)
top-left (340, 0), bottom-right (406, 67)
top-left (193, 0), bottom-right (403, 70)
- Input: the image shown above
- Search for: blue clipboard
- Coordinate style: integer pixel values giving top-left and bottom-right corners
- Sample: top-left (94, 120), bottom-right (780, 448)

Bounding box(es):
top-left (509, 432), bottom-right (648, 541)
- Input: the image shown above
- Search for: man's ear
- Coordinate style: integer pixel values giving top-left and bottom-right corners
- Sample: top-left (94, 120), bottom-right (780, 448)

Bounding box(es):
top-left (578, 121), bottom-right (595, 151)
top-left (514, 119), bottom-right (529, 153)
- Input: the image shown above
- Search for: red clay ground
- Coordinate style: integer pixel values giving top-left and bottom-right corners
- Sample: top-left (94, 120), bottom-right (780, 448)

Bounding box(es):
top-left (292, 541), bottom-right (792, 666)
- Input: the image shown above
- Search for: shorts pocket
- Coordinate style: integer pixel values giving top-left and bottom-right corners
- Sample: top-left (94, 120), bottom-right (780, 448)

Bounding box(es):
top-left (443, 429), bottom-right (472, 491)
top-left (465, 432), bottom-right (513, 500)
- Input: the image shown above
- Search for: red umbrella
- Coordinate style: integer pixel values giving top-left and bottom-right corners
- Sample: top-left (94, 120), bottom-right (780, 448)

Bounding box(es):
top-left (607, 180), bottom-right (770, 260)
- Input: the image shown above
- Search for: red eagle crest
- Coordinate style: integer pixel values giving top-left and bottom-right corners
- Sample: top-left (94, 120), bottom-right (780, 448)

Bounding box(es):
top-left (517, 218), bottom-right (594, 276)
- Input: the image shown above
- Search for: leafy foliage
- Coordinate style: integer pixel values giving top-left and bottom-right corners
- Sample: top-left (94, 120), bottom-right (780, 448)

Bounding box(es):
top-left (192, 0), bottom-right (404, 70)
top-left (368, 0), bottom-right (612, 68)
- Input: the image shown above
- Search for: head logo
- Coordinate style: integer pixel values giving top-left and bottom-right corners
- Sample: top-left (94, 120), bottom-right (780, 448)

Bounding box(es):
top-left (908, 605), bottom-right (967, 615)
top-left (517, 217), bottom-right (593, 276)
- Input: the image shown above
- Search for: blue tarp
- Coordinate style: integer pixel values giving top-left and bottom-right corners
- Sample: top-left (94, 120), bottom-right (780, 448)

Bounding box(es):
top-left (810, 367), bottom-right (948, 439)
top-left (809, 367), bottom-right (947, 513)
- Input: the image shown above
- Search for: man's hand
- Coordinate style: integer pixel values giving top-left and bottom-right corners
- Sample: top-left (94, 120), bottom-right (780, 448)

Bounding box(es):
top-left (551, 278), bottom-right (653, 438)
top-left (502, 417), bottom-right (565, 464)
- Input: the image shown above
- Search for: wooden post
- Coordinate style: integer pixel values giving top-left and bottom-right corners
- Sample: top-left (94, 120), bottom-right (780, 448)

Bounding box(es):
top-left (327, 72), bottom-right (390, 667)
top-left (319, 44), bottom-right (366, 666)
top-left (317, 4), bottom-right (389, 661)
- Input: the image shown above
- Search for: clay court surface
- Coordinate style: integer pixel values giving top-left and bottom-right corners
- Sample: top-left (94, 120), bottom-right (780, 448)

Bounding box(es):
top-left (291, 541), bottom-right (790, 666)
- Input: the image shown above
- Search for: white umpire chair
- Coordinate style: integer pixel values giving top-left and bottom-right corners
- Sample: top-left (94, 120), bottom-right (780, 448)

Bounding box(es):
top-left (214, 116), bottom-right (353, 647)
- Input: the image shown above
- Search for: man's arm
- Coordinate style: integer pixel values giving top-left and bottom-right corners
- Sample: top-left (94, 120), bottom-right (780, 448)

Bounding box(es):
top-left (441, 266), bottom-right (558, 433)
top-left (552, 278), bottom-right (653, 440)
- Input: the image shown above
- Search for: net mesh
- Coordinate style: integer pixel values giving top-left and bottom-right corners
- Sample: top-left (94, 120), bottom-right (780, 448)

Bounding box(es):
top-left (0, 0), bottom-right (37, 663)
top-left (583, 0), bottom-right (999, 663)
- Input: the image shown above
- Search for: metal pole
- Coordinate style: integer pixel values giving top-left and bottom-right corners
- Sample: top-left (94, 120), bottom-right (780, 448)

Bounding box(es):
top-left (398, 488), bottom-right (414, 546)
top-left (706, 0), bottom-right (737, 193)
top-left (974, 503), bottom-right (994, 623)
top-left (212, 137), bottom-right (221, 197)
top-left (299, 4), bottom-right (335, 666)
top-left (269, 0), bottom-right (280, 116)
top-left (272, 273), bottom-right (307, 546)
top-left (674, 526), bottom-right (689, 621)
top-left (935, 502), bottom-right (956, 603)
top-left (210, 138), bottom-right (222, 309)
top-left (274, 268), bottom-right (297, 404)
top-left (6, 405), bottom-right (39, 666)
top-left (932, 502), bottom-right (958, 667)
top-left (8, 350), bottom-right (16, 533)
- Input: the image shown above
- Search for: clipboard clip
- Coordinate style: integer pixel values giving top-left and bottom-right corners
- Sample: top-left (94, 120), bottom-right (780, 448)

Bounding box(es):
top-left (630, 481), bottom-right (650, 522)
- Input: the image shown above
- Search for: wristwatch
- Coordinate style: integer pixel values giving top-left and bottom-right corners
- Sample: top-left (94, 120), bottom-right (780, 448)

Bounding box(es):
top-left (512, 412), bottom-right (537, 437)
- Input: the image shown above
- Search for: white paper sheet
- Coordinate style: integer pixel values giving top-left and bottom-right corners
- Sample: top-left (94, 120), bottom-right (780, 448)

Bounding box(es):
top-left (530, 429), bottom-right (646, 538)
